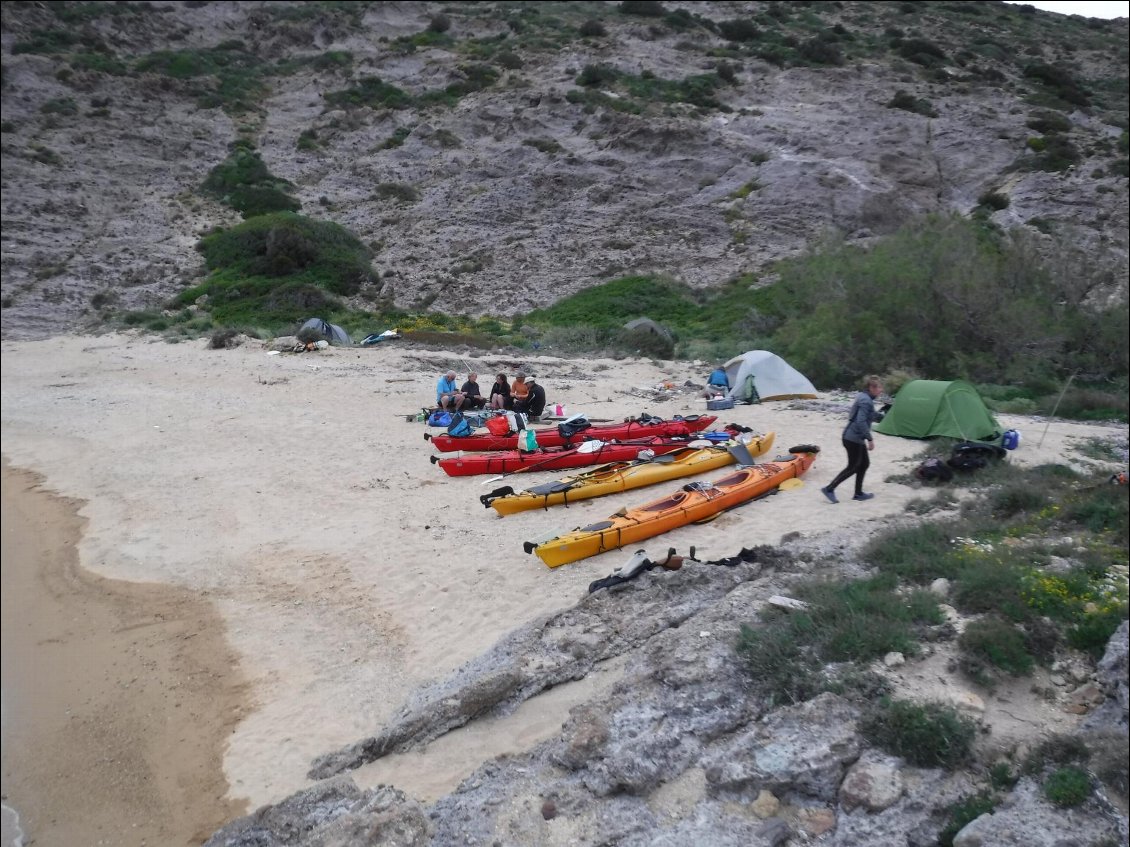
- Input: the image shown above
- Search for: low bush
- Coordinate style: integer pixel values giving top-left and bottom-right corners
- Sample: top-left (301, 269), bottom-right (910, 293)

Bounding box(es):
top-left (860, 698), bottom-right (976, 768)
top-left (887, 89), bottom-right (937, 116)
top-left (958, 616), bottom-right (1034, 681)
top-left (579, 19), bottom-right (606, 37)
top-left (202, 146), bottom-right (299, 219)
top-left (1044, 766), bottom-right (1091, 807)
top-left (737, 623), bottom-right (823, 706)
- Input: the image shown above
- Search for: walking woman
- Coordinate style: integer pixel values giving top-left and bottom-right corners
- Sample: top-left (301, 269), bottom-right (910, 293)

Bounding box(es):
top-left (822, 375), bottom-right (885, 503)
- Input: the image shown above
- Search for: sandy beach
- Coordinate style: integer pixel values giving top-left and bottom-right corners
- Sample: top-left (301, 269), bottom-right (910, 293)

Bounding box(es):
top-left (1, 333), bottom-right (1125, 844)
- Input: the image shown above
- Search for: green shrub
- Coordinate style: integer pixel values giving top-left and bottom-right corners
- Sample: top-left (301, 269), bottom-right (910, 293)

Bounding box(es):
top-left (428, 13), bottom-right (451, 33)
top-left (1027, 110), bottom-right (1072, 134)
top-left (40, 97), bottom-right (78, 115)
top-left (1044, 767), bottom-right (1091, 807)
top-left (886, 90), bottom-right (938, 117)
top-left (202, 147), bottom-right (299, 219)
top-left (381, 126), bottom-right (412, 149)
top-left (579, 19), bottom-right (607, 37)
top-left (1023, 63), bottom-right (1090, 107)
top-left (937, 792), bottom-right (995, 847)
top-left (990, 761), bottom-right (1018, 789)
top-left (978, 191), bottom-right (1010, 211)
top-left (619, 0), bottom-right (667, 17)
top-left (860, 698), bottom-right (976, 768)
top-left (183, 213), bottom-right (376, 327)
top-left (719, 19), bottom-right (760, 42)
top-left (373, 183), bottom-right (420, 203)
top-left (324, 76), bottom-right (411, 110)
top-left (523, 137), bottom-right (562, 154)
top-left (1067, 604), bottom-right (1128, 659)
top-left (578, 64), bottom-right (618, 87)
top-left (312, 50), bottom-right (353, 71)
top-left (988, 483), bottom-right (1048, 517)
top-left (897, 38), bottom-right (948, 67)
top-left (958, 616), bottom-right (1034, 680)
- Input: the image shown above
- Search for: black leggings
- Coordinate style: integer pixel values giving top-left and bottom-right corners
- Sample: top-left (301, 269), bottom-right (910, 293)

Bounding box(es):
top-left (827, 439), bottom-right (870, 495)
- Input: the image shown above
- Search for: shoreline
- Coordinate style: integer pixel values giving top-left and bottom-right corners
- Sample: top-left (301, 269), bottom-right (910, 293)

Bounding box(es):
top-left (0, 459), bottom-right (249, 846)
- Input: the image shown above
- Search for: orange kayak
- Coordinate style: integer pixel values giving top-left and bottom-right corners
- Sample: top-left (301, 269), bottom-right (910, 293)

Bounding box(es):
top-left (524, 445), bottom-right (819, 568)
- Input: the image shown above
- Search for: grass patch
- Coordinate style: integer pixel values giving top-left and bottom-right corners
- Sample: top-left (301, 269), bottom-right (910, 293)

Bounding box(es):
top-left (737, 574), bottom-right (940, 706)
top-left (859, 698), bottom-right (977, 768)
top-left (958, 616), bottom-right (1034, 685)
top-left (1043, 766), bottom-right (1091, 807)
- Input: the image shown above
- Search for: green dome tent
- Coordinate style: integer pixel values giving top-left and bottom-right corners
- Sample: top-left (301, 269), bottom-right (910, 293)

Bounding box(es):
top-left (874, 379), bottom-right (1001, 442)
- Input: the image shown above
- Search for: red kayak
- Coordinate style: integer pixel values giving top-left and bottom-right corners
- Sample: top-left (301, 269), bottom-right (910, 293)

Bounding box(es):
top-left (425, 415), bottom-right (717, 453)
top-left (430, 437), bottom-right (705, 477)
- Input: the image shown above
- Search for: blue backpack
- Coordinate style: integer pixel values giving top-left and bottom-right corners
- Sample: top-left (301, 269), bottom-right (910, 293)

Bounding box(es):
top-left (427, 410), bottom-right (452, 427)
top-left (447, 412), bottom-right (474, 438)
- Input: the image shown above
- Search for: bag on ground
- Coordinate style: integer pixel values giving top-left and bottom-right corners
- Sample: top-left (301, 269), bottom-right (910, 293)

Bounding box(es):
top-left (446, 412), bottom-right (473, 438)
top-left (427, 410), bottom-right (452, 427)
top-left (915, 457), bottom-right (954, 482)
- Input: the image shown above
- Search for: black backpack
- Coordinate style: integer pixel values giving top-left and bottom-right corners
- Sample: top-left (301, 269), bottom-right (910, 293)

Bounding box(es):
top-left (557, 418), bottom-right (592, 440)
top-left (916, 457), bottom-right (954, 482)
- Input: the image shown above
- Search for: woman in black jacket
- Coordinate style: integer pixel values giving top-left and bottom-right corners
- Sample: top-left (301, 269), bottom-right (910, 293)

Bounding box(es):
top-left (488, 373), bottom-right (512, 410)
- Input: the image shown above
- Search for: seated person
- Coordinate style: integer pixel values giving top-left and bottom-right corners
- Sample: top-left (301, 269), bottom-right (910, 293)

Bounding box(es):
top-left (488, 372), bottom-right (512, 410)
top-left (460, 372), bottom-right (487, 409)
top-left (436, 370), bottom-right (465, 411)
top-left (513, 375), bottom-right (547, 420)
top-left (703, 365), bottom-right (730, 398)
top-left (511, 372), bottom-right (529, 406)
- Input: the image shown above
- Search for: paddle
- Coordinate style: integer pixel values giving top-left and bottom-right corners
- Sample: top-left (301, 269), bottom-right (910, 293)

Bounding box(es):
top-left (478, 442), bottom-right (592, 484)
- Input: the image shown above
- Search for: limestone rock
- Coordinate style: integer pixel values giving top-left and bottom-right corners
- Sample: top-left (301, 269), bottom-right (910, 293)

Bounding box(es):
top-left (952, 777), bottom-right (1122, 847)
top-left (839, 753), bottom-right (904, 812)
top-left (702, 692), bottom-right (861, 802)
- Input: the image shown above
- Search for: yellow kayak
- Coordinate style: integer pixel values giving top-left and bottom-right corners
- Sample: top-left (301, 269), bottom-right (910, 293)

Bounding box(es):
top-left (524, 445), bottom-right (818, 568)
top-left (481, 433), bottom-right (775, 516)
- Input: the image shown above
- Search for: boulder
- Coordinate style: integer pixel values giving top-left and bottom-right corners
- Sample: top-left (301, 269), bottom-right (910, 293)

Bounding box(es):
top-left (839, 753), bottom-right (904, 812)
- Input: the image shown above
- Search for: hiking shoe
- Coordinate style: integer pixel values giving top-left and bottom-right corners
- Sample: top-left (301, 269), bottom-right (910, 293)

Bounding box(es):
top-left (821, 487), bottom-right (838, 504)
top-left (853, 492), bottom-right (875, 501)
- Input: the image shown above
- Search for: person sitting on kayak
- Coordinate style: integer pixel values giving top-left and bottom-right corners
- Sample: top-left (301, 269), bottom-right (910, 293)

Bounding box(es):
top-left (436, 370), bottom-right (465, 412)
top-left (513, 375), bottom-right (547, 421)
top-left (488, 373), bottom-right (512, 410)
top-left (461, 372), bottom-right (487, 409)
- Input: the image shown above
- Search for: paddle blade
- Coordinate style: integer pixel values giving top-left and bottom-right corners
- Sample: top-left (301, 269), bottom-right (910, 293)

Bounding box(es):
top-left (778, 478), bottom-right (804, 491)
top-left (727, 442), bottom-right (756, 466)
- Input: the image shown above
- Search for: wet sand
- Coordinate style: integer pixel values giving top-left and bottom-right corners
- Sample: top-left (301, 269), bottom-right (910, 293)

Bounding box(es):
top-left (1, 461), bottom-right (249, 847)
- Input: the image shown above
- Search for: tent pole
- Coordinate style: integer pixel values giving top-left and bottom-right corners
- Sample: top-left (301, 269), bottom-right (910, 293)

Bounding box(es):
top-left (1038, 373), bottom-right (1076, 448)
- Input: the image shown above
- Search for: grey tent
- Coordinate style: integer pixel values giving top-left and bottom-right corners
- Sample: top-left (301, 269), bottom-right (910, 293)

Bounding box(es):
top-left (723, 350), bottom-right (818, 403)
top-left (623, 317), bottom-right (674, 343)
top-left (299, 317), bottom-right (351, 346)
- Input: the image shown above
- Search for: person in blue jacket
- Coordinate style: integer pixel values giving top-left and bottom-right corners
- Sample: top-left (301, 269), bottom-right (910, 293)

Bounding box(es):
top-left (436, 370), bottom-right (465, 411)
top-left (704, 365), bottom-right (730, 398)
top-left (822, 376), bottom-right (885, 503)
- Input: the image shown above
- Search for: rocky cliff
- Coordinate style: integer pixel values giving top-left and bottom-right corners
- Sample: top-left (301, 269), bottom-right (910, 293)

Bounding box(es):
top-left (1, 0), bottom-right (1127, 339)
